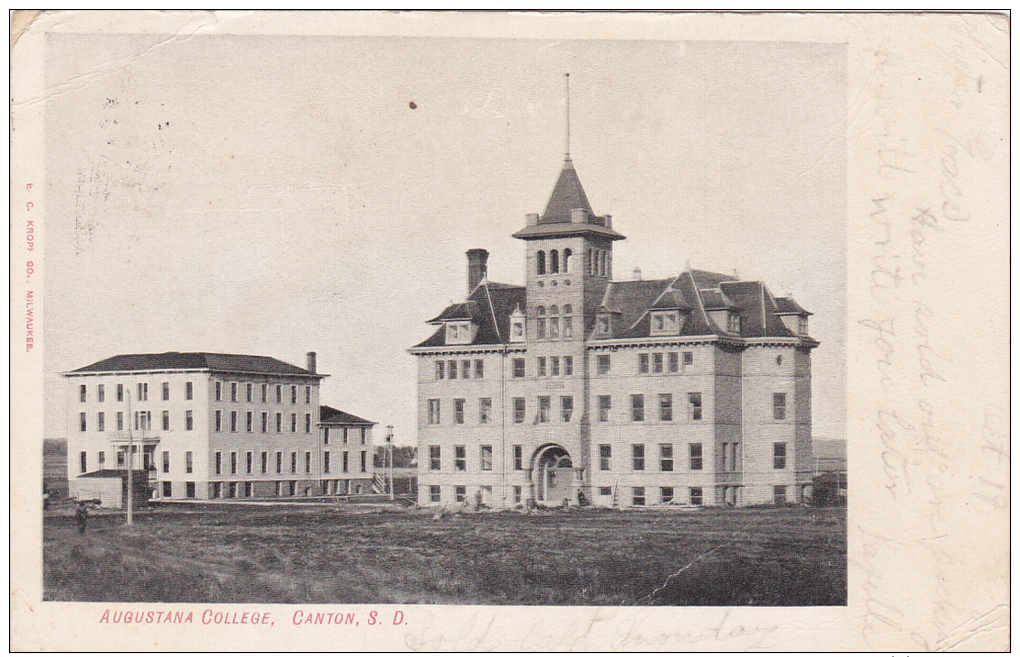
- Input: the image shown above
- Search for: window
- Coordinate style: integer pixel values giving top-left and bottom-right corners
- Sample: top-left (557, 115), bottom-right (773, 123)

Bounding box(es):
top-left (454, 446), bottom-right (466, 471)
top-left (435, 361), bottom-right (444, 380)
top-left (230, 382), bottom-right (237, 402)
top-left (537, 357), bottom-right (547, 377)
top-left (773, 393), bottom-right (787, 420)
top-left (276, 452), bottom-right (282, 474)
top-left (480, 445), bottom-right (492, 471)
top-left (79, 451), bottom-right (87, 473)
top-left (659, 393), bottom-right (673, 421)
top-left (241, 382), bottom-right (250, 403)
top-left (512, 358), bottom-right (525, 378)
top-left (632, 444), bottom-right (645, 470)
top-left (290, 452), bottom-right (297, 474)
top-left (513, 398), bottom-right (526, 424)
top-left (598, 395), bottom-right (611, 422)
top-left (215, 451), bottom-right (222, 475)
top-left (773, 443), bottom-right (787, 469)
top-left (360, 427), bottom-right (367, 444)
top-left (290, 413), bottom-right (297, 433)
top-left (185, 381), bottom-right (193, 400)
top-left (261, 451), bottom-right (268, 474)
top-left (690, 487), bottom-right (703, 506)
top-left (774, 485), bottom-right (787, 505)
top-left (79, 384), bottom-right (87, 402)
top-left (599, 445), bottom-right (611, 471)
top-left (161, 382), bottom-right (169, 401)
top-left (360, 451), bottom-right (367, 473)
top-left (550, 249), bottom-right (559, 273)
top-left (561, 396), bottom-right (573, 422)
top-left (453, 399), bottom-right (465, 424)
top-left (138, 382), bottom-right (148, 401)
top-left (96, 384), bottom-right (105, 403)
top-left (727, 312), bottom-right (741, 333)
top-left (117, 451), bottom-right (125, 467)
top-left (429, 446), bottom-right (441, 471)
top-left (275, 385), bottom-right (282, 403)
top-left (97, 451), bottom-right (105, 467)
top-left (275, 413), bottom-right (282, 433)
top-left (651, 311), bottom-right (679, 336)
top-left (632, 487), bottom-right (645, 506)
top-left (448, 360), bottom-right (457, 380)
top-left (683, 351), bottom-right (694, 365)
top-left (668, 352), bottom-right (679, 372)
top-left (597, 354), bottom-right (611, 375)
top-left (479, 398), bottom-right (492, 424)
top-left (688, 393), bottom-right (703, 420)
top-left (564, 356), bottom-right (573, 376)
top-left (261, 412), bottom-right (268, 433)
top-left (290, 386), bottom-right (297, 404)
top-left (185, 410), bottom-right (193, 430)
top-left (215, 381), bottom-right (222, 401)
top-left (428, 399), bottom-right (441, 424)
top-left (306, 452), bottom-right (312, 474)
top-left (638, 353), bottom-right (649, 373)
top-left (305, 386), bottom-right (311, 404)
top-left (162, 410), bottom-right (169, 431)
top-left (512, 319), bottom-right (525, 340)
top-left (79, 412), bottom-right (86, 432)
top-left (550, 356), bottom-right (559, 376)
top-left (660, 443), bottom-right (673, 472)
top-left (214, 410), bottom-right (222, 432)
top-left (513, 445), bottom-right (523, 470)
top-left (536, 306), bottom-right (546, 340)
top-left (430, 486), bottom-right (441, 503)
top-left (538, 396), bottom-right (550, 423)
top-left (460, 360), bottom-right (471, 379)
top-left (260, 384), bottom-right (267, 403)
top-left (599, 486), bottom-right (612, 497)
top-left (798, 317), bottom-right (809, 335)
top-left (116, 411), bottom-right (123, 431)
top-left (455, 486), bottom-right (466, 503)
top-left (689, 443), bottom-right (703, 470)
top-left (631, 394), bottom-right (645, 422)
top-left (230, 451), bottom-right (238, 475)
top-left (652, 353), bottom-right (663, 374)
top-left (513, 486), bottom-right (522, 504)
top-left (536, 250), bottom-right (545, 275)
top-left (342, 452), bottom-right (349, 473)
top-left (246, 411), bottom-right (253, 432)
top-left (186, 451), bottom-right (194, 474)
top-left (776, 355), bottom-right (783, 366)
top-left (549, 311), bottom-right (559, 340)
top-left (230, 411), bottom-right (237, 432)
top-left (342, 427), bottom-right (349, 444)
top-left (97, 412), bottom-right (105, 432)
top-left (661, 487), bottom-right (674, 504)
top-left (305, 413), bottom-right (311, 433)
top-left (117, 384), bottom-right (124, 402)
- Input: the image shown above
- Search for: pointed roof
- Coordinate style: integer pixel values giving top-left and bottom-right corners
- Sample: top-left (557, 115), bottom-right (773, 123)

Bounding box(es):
top-left (541, 159), bottom-right (593, 223)
top-left (412, 280), bottom-right (527, 349)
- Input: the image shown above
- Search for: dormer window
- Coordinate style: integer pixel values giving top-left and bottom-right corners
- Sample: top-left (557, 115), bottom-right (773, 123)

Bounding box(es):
top-left (650, 311), bottom-right (681, 336)
top-left (727, 312), bottom-right (741, 334)
top-left (446, 321), bottom-right (474, 345)
top-left (510, 308), bottom-right (526, 343)
top-left (798, 316), bottom-right (809, 336)
top-left (596, 314), bottom-right (612, 338)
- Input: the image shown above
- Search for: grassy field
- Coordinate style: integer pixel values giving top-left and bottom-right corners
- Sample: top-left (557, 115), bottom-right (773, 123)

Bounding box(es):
top-left (44, 503), bottom-right (845, 606)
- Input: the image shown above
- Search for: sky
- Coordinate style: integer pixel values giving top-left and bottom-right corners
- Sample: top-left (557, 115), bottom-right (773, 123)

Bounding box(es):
top-left (44, 35), bottom-right (846, 446)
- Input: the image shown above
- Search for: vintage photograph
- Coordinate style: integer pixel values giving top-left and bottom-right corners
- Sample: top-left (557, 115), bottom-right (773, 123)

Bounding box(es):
top-left (12, 10), bottom-right (1008, 653)
top-left (39, 31), bottom-right (847, 607)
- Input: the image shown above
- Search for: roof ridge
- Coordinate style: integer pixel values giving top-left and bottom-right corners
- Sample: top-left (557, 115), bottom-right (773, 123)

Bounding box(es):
top-left (626, 274), bottom-right (682, 333)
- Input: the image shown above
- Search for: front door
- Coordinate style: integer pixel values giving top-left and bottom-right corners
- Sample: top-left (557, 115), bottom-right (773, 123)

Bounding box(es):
top-left (537, 447), bottom-right (573, 505)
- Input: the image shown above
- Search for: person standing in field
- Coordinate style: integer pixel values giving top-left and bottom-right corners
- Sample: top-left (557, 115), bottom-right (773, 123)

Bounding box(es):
top-left (75, 501), bottom-right (88, 534)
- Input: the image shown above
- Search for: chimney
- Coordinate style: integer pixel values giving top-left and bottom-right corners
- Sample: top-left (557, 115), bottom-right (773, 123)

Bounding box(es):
top-left (526, 212), bottom-right (539, 226)
top-left (467, 249), bottom-right (489, 294)
top-left (306, 351), bottom-right (316, 374)
top-left (633, 267), bottom-right (642, 281)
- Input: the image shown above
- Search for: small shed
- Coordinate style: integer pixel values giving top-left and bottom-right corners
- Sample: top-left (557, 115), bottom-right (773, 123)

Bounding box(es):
top-left (70, 470), bottom-right (151, 509)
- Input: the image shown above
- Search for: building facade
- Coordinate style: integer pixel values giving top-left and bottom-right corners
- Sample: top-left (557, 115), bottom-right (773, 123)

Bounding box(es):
top-left (410, 157), bottom-right (817, 508)
top-left (64, 351), bottom-right (375, 501)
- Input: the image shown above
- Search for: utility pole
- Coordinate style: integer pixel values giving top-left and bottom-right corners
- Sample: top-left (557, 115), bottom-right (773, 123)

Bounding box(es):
top-left (126, 389), bottom-right (133, 526)
top-left (386, 425), bottom-right (394, 501)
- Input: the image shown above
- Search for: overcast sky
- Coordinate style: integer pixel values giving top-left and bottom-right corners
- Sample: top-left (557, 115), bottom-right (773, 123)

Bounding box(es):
top-left (44, 35), bottom-right (846, 446)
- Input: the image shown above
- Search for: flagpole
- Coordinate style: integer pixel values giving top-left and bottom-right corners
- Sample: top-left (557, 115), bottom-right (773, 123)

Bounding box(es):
top-left (386, 425), bottom-right (394, 501)
top-left (126, 389), bottom-right (133, 526)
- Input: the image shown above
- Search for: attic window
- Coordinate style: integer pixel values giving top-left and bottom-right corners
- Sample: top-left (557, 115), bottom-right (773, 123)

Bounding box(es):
top-left (727, 312), bottom-right (741, 333)
top-left (596, 315), bottom-right (611, 338)
top-left (446, 321), bottom-right (473, 345)
top-left (650, 311), bottom-right (680, 336)
top-left (798, 317), bottom-right (809, 336)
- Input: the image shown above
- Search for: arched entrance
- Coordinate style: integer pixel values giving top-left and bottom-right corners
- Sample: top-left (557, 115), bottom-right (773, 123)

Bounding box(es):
top-left (533, 444), bottom-right (573, 506)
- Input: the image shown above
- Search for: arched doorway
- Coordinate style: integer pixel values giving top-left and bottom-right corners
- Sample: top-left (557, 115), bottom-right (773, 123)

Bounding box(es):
top-left (533, 444), bottom-right (573, 505)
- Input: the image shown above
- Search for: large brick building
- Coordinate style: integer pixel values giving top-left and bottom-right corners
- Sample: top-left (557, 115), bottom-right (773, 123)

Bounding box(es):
top-left (64, 351), bottom-right (375, 501)
top-left (410, 156), bottom-right (817, 508)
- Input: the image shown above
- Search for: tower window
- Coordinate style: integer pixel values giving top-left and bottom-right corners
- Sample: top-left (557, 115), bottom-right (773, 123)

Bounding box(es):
top-left (563, 249), bottom-right (572, 272)
top-left (536, 306), bottom-right (547, 340)
top-left (550, 249), bottom-right (559, 273)
top-left (537, 250), bottom-right (546, 275)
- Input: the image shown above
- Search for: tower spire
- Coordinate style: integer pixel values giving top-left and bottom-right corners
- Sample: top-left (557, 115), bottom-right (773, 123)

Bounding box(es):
top-left (564, 72), bottom-right (571, 161)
